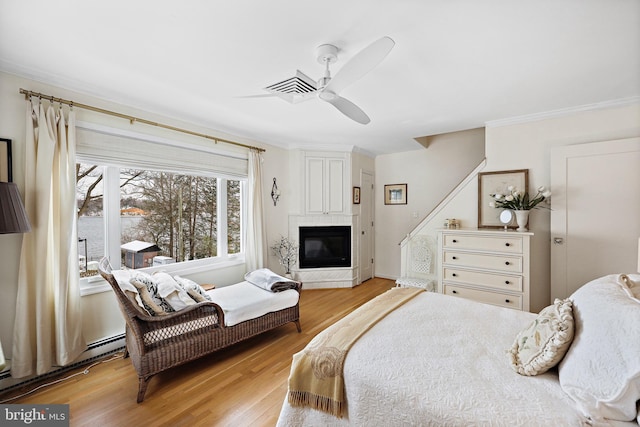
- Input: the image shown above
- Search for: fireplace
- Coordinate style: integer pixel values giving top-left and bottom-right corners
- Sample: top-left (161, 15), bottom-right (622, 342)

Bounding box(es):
top-left (299, 226), bottom-right (351, 269)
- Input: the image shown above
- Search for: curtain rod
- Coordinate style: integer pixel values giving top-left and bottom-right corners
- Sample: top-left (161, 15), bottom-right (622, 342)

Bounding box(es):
top-left (19, 88), bottom-right (265, 153)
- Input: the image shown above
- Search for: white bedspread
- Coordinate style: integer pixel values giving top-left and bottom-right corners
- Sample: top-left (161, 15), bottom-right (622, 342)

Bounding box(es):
top-left (207, 281), bottom-right (299, 327)
top-left (277, 291), bottom-right (602, 427)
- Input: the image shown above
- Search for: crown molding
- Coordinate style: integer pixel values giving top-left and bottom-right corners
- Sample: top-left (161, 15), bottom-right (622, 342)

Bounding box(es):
top-left (485, 96), bottom-right (640, 128)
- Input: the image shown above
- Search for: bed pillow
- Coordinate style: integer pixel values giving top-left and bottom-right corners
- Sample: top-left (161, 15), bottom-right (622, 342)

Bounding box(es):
top-left (174, 275), bottom-right (213, 303)
top-left (508, 298), bottom-right (574, 376)
top-left (558, 274), bottom-right (640, 423)
top-left (153, 272), bottom-right (197, 311)
top-left (130, 271), bottom-right (175, 315)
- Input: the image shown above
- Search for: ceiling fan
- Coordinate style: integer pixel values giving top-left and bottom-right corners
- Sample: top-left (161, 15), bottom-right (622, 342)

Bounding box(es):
top-left (246, 36), bottom-right (395, 124)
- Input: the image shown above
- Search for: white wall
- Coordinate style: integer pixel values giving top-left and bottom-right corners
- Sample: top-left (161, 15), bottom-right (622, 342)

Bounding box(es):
top-left (0, 71), bottom-right (290, 359)
top-left (374, 128), bottom-right (486, 279)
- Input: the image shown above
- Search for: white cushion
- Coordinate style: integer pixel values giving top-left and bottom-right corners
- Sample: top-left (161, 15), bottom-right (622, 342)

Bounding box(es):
top-left (208, 281), bottom-right (299, 326)
top-left (558, 274), bottom-right (640, 423)
top-left (508, 298), bottom-right (574, 375)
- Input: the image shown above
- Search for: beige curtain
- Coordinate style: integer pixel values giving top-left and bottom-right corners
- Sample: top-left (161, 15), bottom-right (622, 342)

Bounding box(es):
top-left (245, 149), bottom-right (266, 271)
top-left (11, 99), bottom-right (85, 377)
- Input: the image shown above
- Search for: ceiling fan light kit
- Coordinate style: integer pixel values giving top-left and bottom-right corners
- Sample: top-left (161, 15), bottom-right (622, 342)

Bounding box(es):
top-left (253, 36), bottom-right (395, 124)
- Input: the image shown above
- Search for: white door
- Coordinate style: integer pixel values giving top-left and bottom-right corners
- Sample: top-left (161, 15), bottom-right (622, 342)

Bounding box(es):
top-left (550, 137), bottom-right (640, 300)
top-left (359, 171), bottom-right (374, 282)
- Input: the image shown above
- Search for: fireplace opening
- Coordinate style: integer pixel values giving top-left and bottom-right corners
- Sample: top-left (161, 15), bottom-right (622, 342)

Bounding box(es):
top-left (299, 226), bottom-right (351, 269)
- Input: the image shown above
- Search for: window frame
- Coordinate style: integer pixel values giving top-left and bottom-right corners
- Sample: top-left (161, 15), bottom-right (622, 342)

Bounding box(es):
top-left (76, 126), bottom-right (249, 296)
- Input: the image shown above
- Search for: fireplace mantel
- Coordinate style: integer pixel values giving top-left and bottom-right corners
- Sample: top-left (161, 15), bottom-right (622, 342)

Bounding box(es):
top-left (288, 214), bottom-right (359, 289)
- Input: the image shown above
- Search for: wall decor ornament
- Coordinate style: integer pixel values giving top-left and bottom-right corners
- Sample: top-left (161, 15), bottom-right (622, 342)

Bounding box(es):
top-left (353, 186), bottom-right (361, 204)
top-left (271, 177), bottom-right (280, 206)
top-left (384, 183), bottom-right (407, 205)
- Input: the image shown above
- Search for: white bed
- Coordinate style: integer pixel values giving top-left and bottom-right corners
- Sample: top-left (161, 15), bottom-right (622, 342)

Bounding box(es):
top-left (277, 274), bottom-right (640, 427)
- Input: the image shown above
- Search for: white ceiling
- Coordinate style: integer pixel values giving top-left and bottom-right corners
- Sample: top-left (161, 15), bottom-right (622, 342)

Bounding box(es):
top-left (1, 0), bottom-right (638, 155)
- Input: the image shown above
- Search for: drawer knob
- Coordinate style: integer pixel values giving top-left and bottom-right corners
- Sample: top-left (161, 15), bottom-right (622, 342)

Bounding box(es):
top-left (452, 290), bottom-right (458, 294)
top-left (505, 280), bottom-right (510, 285)
top-left (505, 243), bottom-right (511, 247)
top-left (452, 256), bottom-right (458, 260)
top-left (452, 273), bottom-right (457, 277)
top-left (505, 261), bottom-right (510, 265)
top-left (452, 239), bottom-right (457, 243)
top-left (505, 299), bottom-right (511, 303)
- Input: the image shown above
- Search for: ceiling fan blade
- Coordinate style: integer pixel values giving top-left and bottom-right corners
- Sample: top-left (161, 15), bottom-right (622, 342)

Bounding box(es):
top-left (326, 96), bottom-right (371, 124)
top-left (324, 36), bottom-right (395, 95)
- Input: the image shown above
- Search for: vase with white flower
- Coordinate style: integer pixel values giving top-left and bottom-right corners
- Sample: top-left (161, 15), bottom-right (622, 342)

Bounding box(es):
top-left (489, 186), bottom-right (551, 231)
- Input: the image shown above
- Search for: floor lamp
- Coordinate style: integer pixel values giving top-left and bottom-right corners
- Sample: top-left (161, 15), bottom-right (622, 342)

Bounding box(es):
top-left (0, 182), bottom-right (32, 370)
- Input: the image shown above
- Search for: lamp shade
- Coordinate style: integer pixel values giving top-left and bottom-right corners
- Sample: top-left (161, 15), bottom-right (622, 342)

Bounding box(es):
top-left (0, 182), bottom-right (31, 234)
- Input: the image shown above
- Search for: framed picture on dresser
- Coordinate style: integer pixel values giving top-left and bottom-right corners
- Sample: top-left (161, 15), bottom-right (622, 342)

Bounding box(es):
top-left (478, 169), bottom-right (528, 228)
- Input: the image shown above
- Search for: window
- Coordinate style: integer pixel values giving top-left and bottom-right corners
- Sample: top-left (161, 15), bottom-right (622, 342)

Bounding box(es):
top-left (77, 164), bottom-right (244, 278)
top-left (74, 124), bottom-right (250, 283)
top-left (76, 163), bottom-right (242, 277)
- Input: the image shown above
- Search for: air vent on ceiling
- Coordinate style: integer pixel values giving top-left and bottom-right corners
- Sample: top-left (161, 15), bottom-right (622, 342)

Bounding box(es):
top-left (263, 70), bottom-right (316, 103)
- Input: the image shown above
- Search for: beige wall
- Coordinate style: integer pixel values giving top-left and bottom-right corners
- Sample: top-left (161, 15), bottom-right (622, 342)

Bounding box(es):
top-left (373, 128), bottom-right (486, 279)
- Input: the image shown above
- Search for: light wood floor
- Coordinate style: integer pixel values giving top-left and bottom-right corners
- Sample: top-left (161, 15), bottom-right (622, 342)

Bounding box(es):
top-left (2, 278), bottom-right (395, 427)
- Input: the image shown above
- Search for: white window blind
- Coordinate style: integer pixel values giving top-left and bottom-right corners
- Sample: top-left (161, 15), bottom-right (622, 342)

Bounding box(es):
top-left (75, 122), bottom-right (248, 178)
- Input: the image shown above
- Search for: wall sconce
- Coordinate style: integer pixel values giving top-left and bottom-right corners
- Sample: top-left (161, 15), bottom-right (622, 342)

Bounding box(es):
top-left (271, 177), bottom-right (281, 206)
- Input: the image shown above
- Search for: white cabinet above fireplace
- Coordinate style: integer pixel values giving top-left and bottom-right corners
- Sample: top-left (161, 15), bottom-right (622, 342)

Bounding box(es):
top-left (305, 152), bottom-right (351, 215)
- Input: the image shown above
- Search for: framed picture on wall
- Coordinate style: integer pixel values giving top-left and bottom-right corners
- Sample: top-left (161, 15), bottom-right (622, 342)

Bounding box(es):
top-left (384, 183), bottom-right (407, 205)
top-left (353, 186), bottom-right (361, 204)
top-left (0, 138), bottom-right (12, 182)
top-left (478, 169), bottom-right (528, 228)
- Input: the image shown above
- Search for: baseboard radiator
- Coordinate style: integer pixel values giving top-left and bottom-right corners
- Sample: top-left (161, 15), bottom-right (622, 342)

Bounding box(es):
top-left (0, 334), bottom-right (125, 394)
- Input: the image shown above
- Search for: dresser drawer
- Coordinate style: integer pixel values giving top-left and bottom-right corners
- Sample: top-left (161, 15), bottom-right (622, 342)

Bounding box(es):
top-left (442, 234), bottom-right (522, 253)
top-left (443, 268), bottom-right (523, 292)
top-left (443, 284), bottom-right (522, 310)
top-left (443, 251), bottom-right (522, 273)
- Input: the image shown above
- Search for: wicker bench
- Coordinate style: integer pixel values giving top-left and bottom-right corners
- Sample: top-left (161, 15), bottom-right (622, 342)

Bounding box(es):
top-left (98, 257), bottom-right (302, 403)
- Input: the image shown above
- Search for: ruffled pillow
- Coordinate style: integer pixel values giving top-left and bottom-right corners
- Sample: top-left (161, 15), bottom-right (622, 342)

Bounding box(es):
top-left (508, 298), bottom-right (574, 376)
top-left (174, 275), bottom-right (213, 303)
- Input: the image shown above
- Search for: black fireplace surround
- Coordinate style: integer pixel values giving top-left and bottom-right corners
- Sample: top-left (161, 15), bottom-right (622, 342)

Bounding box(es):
top-left (299, 226), bottom-right (351, 269)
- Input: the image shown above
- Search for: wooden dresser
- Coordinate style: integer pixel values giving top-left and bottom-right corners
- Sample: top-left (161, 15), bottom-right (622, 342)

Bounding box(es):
top-left (438, 229), bottom-right (533, 311)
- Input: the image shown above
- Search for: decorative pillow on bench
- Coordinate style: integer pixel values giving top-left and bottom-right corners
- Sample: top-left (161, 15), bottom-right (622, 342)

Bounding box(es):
top-left (111, 269), bottom-right (211, 315)
top-left (153, 272), bottom-right (197, 311)
top-left (130, 271), bottom-right (175, 316)
top-left (174, 276), bottom-right (213, 303)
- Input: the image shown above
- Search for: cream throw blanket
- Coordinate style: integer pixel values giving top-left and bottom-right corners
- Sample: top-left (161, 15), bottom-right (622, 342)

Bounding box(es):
top-left (287, 287), bottom-right (423, 417)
